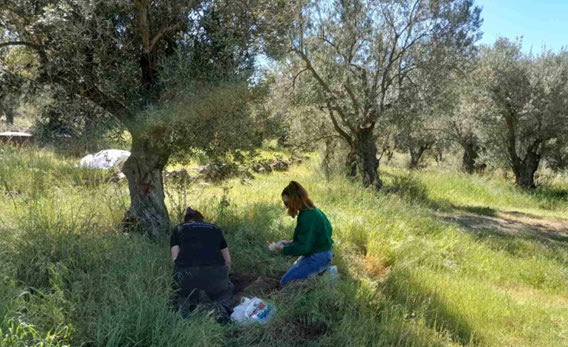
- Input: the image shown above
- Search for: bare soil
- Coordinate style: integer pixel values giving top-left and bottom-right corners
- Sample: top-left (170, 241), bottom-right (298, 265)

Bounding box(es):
top-left (229, 273), bottom-right (281, 299)
top-left (439, 209), bottom-right (568, 241)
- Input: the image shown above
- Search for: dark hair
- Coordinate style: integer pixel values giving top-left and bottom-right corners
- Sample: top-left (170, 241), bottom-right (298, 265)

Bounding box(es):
top-left (184, 207), bottom-right (204, 222)
top-left (281, 181), bottom-right (314, 218)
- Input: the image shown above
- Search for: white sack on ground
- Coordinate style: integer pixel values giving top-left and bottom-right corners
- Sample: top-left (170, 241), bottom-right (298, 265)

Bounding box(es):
top-left (79, 149), bottom-right (131, 170)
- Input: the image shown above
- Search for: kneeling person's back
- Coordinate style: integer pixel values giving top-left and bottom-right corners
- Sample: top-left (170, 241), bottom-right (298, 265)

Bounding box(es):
top-left (170, 207), bottom-right (233, 320)
top-left (171, 220), bottom-right (227, 267)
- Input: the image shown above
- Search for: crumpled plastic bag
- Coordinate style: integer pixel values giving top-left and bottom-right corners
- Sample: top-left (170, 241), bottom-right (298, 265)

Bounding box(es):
top-left (230, 297), bottom-right (275, 325)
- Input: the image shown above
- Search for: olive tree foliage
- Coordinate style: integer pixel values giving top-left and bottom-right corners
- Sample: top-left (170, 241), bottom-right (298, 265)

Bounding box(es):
top-left (476, 38), bottom-right (568, 189)
top-left (285, 0), bottom-right (481, 189)
top-left (0, 29), bottom-right (110, 140)
top-left (260, 66), bottom-right (355, 182)
top-left (393, 66), bottom-right (457, 169)
top-left (0, 0), bottom-right (291, 234)
top-left (451, 81), bottom-right (482, 173)
top-left (394, 113), bottom-right (436, 169)
top-left (432, 71), bottom-right (486, 174)
top-left (267, 65), bottom-right (342, 149)
top-left (0, 28), bottom-right (39, 125)
top-left (244, 72), bottom-right (303, 150)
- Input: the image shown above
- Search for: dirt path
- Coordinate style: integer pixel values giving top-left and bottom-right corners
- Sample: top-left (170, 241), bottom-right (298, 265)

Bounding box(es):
top-left (439, 209), bottom-right (568, 241)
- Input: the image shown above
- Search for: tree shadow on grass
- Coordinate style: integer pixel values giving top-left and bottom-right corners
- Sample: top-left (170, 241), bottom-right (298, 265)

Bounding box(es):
top-left (430, 198), bottom-right (568, 278)
top-left (440, 211), bottom-right (568, 242)
top-left (380, 267), bottom-right (480, 346)
top-left (531, 185), bottom-right (568, 202)
top-left (449, 205), bottom-right (497, 216)
top-left (382, 171), bottom-right (567, 244)
top-left (382, 172), bottom-right (441, 208)
top-left (378, 172), bottom-right (568, 343)
top-left (381, 171), bottom-right (493, 215)
top-left (435, 198), bottom-right (568, 272)
top-left (440, 211), bottom-right (568, 268)
top-left (215, 200), bottom-right (463, 346)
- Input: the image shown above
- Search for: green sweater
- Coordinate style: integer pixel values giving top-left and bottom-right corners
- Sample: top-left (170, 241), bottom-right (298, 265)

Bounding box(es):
top-left (283, 207), bottom-right (333, 256)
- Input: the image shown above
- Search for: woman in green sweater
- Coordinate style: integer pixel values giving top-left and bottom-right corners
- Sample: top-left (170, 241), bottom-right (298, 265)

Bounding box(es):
top-left (275, 181), bottom-right (334, 286)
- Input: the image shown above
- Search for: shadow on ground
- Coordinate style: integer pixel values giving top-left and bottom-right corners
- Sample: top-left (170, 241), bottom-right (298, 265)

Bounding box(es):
top-left (216, 195), bottom-right (535, 346)
top-left (440, 209), bottom-right (568, 242)
top-left (205, 176), bottom-right (568, 346)
top-left (381, 268), bottom-right (479, 345)
top-left (216, 200), bottom-right (468, 346)
top-left (382, 171), bottom-right (568, 243)
top-left (377, 171), bottom-right (568, 344)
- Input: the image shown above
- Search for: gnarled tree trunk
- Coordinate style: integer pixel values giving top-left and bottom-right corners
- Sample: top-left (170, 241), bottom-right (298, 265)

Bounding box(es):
top-left (345, 147), bottom-right (358, 178)
top-left (504, 113), bottom-right (542, 189)
top-left (511, 150), bottom-right (540, 190)
top-left (354, 128), bottom-right (382, 189)
top-left (461, 141), bottom-right (479, 174)
top-left (434, 147), bottom-right (443, 167)
top-left (408, 144), bottom-right (430, 170)
top-left (122, 135), bottom-right (171, 235)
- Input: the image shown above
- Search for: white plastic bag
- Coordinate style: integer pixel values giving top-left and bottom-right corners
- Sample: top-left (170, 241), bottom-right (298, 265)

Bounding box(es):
top-left (230, 297), bottom-right (275, 325)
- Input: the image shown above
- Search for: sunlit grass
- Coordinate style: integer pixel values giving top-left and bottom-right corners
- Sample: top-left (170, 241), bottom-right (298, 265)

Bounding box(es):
top-left (1, 145), bottom-right (567, 346)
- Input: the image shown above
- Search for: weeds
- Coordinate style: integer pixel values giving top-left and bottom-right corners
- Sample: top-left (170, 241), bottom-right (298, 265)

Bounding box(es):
top-left (1, 146), bottom-right (567, 346)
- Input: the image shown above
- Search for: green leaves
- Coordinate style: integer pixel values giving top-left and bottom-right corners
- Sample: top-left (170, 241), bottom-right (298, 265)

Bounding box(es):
top-left (476, 38), bottom-right (568, 182)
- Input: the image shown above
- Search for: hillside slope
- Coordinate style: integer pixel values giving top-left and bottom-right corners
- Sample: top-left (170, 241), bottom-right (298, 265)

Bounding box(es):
top-left (1, 146), bottom-right (567, 346)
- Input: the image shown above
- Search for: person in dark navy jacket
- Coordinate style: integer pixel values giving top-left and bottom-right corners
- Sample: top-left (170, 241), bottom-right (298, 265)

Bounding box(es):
top-left (170, 207), bottom-right (233, 319)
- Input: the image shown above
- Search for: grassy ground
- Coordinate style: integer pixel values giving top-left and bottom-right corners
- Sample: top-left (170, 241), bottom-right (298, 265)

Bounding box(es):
top-left (1, 145), bottom-right (567, 346)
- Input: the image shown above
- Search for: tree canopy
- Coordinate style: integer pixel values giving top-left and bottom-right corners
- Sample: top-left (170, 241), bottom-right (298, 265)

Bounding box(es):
top-left (1, 0), bottom-right (291, 233)
top-left (476, 38), bottom-right (568, 188)
top-left (285, 0), bottom-right (482, 188)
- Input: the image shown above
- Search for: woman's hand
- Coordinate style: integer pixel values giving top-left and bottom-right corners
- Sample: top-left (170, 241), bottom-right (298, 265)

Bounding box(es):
top-left (275, 240), bottom-right (293, 251)
top-left (268, 240), bottom-right (292, 251)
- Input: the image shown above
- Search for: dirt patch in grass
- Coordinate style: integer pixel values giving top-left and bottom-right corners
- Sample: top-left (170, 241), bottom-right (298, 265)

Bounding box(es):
top-left (361, 254), bottom-right (391, 281)
top-left (230, 272), bottom-right (281, 299)
top-left (230, 272), bottom-right (259, 293)
top-left (439, 209), bottom-right (568, 242)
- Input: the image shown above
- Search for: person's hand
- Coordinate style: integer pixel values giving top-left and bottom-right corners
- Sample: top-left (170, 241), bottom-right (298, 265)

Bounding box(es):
top-left (268, 241), bottom-right (281, 251)
top-left (268, 240), bottom-right (289, 251)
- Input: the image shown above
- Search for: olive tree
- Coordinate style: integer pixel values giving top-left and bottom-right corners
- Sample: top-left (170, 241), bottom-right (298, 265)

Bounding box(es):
top-left (476, 39), bottom-right (568, 188)
top-left (436, 75), bottom-right (485, 174)
top-left (393, 66), bottom-right (458, 169)
top-left (0, 0), bottom-right (290, 233)
top-left (286, 0), bottom-right (481, 188)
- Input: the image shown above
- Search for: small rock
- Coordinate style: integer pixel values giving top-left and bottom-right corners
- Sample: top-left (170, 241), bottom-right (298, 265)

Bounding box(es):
top-left (107, 172), bottom-right (126, 183)
top-left (272, 160), bottom-right (289, 171)
top-left (164, 168), bottom-right (189, 179)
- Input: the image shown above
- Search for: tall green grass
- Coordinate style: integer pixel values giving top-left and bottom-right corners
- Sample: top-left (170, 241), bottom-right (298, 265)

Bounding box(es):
top-left (1, 145), bottom-right (567, 346)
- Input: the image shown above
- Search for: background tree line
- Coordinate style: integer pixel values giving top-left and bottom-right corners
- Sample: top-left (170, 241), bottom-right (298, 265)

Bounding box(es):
top-left (1, 0), bottom-right (567, 234)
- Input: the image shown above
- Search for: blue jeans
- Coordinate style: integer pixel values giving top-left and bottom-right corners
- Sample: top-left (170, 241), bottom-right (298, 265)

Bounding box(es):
top-left (280, 250), bottom-right (333, 286)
